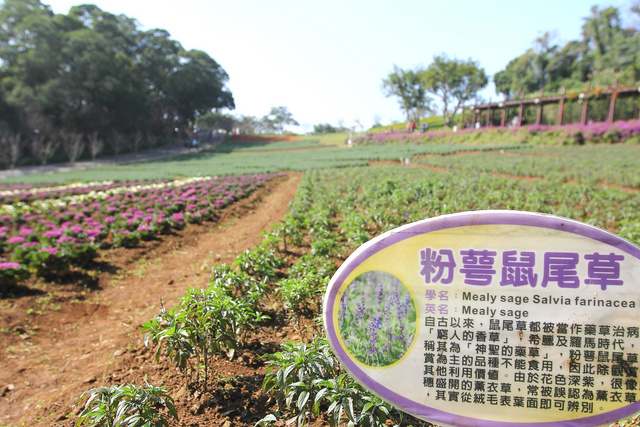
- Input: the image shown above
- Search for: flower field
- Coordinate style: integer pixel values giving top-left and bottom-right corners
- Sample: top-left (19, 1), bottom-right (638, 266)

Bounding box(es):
top-left (356, 120), bottom-right (640, 146)
top-left (2, 141), bottom-right (640, 426)
top-left (0, 173), bottom-right (281, 285)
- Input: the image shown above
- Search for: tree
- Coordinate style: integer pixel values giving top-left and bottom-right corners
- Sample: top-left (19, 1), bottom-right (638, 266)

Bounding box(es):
top-left (0, 0), bottom-right (235, 167)
top-left (382, 65), bottom-right (432, 124)
top-left (60, 131), bottom-right (84, 164)
top-left (494, 5), bottom-right (639, 97)
top-left (0, 131), bottom-right (24, 169)
top-left (195, 111), bottom-right (234, 133)
top-left (87, 131), bottom-right (104, 162)
top-left (30, 133), bottom-right (59, 166)
top-left (166, 49), bottom-right (235, 132)
top-left (263, 106), bottom-right (298, 134)
top-left (423, 54), bottom-right (488, 128)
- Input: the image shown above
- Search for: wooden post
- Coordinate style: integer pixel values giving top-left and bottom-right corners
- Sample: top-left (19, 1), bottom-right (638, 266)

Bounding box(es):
top-left (580, 82), bottom-right (590, 125)
top-left (486, 98), bottom-right (491, 127)
top-left (557, 87), bottom-right (566, 126)
top-left (471, 107), bottom-right (477, 126)
top-left (500, 96), bottom-right (507, 127)
top-left (518, 92), bottom-right (525, 126)
top-left (535, 88), bottom-right (544, 125)
top-left (607, 79), bottom-right (618, 123)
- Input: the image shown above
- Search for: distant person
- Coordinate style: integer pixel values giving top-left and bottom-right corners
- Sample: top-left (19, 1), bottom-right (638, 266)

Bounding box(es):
top-left (411, 122), bottom-right (416, 132)
top-left (421, 122), bottom-right (428, 133)
top-left (474, 121), bottom-right (481, 129)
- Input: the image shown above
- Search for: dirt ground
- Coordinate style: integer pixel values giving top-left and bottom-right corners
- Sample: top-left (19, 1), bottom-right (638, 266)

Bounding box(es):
top-left (0, 172), bottom-right (313, 426)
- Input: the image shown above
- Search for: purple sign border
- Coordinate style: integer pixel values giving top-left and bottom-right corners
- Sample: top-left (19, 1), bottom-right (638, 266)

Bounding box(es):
top-left (323, 210), bottom-right (640, 427)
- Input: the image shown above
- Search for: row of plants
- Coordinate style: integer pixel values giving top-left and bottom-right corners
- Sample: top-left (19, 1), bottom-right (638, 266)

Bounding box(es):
top-left (356, 119), bottom-right (640, 146)
top-left (81, 163), bottom-right (640, 426)
top-left (415, 144), bottom-right (640, 189)
top-left (0, 173), bottom-right (282, 285)
top-left (0, 180), bottom-right (169, 205)
top-left (0, 143), bottom-right (521, 185)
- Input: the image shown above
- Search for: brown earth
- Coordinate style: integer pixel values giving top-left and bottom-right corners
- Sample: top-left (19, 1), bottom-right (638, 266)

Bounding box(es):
top-left (0, 172), bottom-right (316, 427)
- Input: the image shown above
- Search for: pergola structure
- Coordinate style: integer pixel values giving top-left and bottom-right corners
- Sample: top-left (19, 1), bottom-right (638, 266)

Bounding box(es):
top-left (463, 81), bottom-right (640, 127)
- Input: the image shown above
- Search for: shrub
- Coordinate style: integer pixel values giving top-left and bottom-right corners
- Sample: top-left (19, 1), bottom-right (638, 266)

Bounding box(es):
top-left (143, 271), bottom-right (269, 389)
top-left (260, 338), bottom-right (402, 427)
top-left (75, 383), bottom-right (177, 426)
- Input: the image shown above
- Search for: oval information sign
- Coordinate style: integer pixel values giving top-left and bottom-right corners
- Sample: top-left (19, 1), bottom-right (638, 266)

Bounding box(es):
top-left (323, 211), bottom-right (640, 426)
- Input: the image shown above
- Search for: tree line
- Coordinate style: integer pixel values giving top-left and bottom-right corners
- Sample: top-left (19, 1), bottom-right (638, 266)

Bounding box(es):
top-left (383, 4), bottom-right (640, 128)
top-left (0, 0), bottom-right (234, 168)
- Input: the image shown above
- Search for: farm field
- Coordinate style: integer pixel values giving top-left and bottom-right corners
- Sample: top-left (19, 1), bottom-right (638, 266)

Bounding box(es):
top-left (1, 139), bottom-right (640, 426)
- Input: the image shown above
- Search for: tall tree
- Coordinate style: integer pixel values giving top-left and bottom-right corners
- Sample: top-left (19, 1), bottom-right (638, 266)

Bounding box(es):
top-left (262, 106), bottom-right (298, 134)
top-left (166, 49), bottom-right (235, 132)
top-left (0, 0), bottom-right (235, 167)
top-left (382, 65), bottom-right (432, 124)
top-left (422, 54), bottom-right (488, 127)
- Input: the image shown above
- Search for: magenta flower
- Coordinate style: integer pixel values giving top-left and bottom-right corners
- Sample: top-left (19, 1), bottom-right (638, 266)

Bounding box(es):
top-left (104, 216), bottom-right (116, 223)
top-left (86, 229), bottom-right (101, 238)
top-left (0, 262), bottom-right (21, 269)
top-left (38, 247), bottom-right (59, 255)
top-left (7, 236), bottom-right (25, 244)
top-left (19, 228), bottom-right (34, 236)
top-left (44, 229), bottom-right (63, 238)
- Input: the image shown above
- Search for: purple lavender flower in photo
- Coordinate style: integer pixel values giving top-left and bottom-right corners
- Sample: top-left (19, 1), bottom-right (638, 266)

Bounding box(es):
top-left (338, 270), bottom-right (417, 367)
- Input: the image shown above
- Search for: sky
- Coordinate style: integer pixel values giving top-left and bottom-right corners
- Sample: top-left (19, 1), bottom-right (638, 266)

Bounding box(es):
top-left (42, 0), bottom-right (635, 132)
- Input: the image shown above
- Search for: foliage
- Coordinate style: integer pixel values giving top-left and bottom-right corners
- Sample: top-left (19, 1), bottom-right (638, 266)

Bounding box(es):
top-left (422, 53), bottom-right (489, 128)
top-left (142, 266), bottom-right (268, 389)
top-left (0, 0), bottom-right (234, 165)
top-left (494, 6), bottom-right (640, 97)
top-left (262, 106), bottom-right (299, 134)
top-left (0, 261), bottom-right (30, 286)
top-left (75, 383), bottom-right (178, 427)
top-left (235, 246), bottom-right (284, 283)
top-left (276, 255), bottom-right (331, 317)
top-left (382, 65), bottom-right (432, 124)
top-left (260, 338), bottom-right (402, 427)
top-left (356, 119), bottom-right (640, 146)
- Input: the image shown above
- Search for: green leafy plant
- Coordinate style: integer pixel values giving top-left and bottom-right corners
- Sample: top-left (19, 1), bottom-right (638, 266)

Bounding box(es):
top-left (260, 337), bottom-right (402, 427)
top-left (75, 383), bottom-right (177, 426)
top-left (235, 246), bottom-right (284, 283)
top-left (143, 268), bottom-right (269, 389)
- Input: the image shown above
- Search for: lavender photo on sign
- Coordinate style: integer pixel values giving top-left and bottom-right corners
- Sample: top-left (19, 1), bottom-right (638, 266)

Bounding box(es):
top-left (338, 270), bottom-right (417, 367)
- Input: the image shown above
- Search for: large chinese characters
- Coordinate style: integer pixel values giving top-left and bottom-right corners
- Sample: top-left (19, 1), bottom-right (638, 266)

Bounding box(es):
top-left (420, 248), bottom-right (624, 290)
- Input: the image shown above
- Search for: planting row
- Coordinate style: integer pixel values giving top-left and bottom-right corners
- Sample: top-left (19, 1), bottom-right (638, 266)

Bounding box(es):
top-left (355, 119), bottom-right (640, 146)
top-left (0, 173), bottom-right (282, 285)
top-left (415, 144), bottom-right (640, 189)
top-left (0, 180), bottom-right (171, 205)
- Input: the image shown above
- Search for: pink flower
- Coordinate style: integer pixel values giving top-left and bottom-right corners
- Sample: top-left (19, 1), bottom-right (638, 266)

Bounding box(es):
top-left (7, 236), bottom-right (25, 244)
top-left (19, 228), bottom-right (34, 236)
top-left (44, 229), bottom-right (63, 238)
top-left (38, 247), bottom-right (59, 255)
top-left (104, 216), bottom-right (116, 223)
top-left (0, 262), bottom-right (21, 269)
top-left (86, 229), bottom-right (101, 238)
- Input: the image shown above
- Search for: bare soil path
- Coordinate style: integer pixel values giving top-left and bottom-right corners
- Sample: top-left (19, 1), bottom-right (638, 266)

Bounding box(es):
top-left (0, 172), bottom-right (302, 426)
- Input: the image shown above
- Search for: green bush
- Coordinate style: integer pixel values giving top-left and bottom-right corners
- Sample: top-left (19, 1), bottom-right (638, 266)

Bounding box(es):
top-left (75, 383), bottom-right (177, 427)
